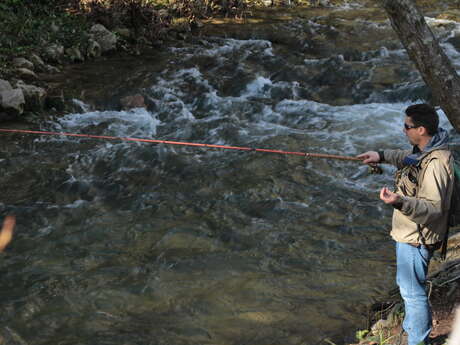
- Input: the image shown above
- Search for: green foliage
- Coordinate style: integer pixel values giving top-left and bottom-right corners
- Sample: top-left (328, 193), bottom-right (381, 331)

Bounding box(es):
top-left (82, 0), bottom-right (172, 42)
top-left (169, 0), bottom-right (248, 19)
top-left (0, 0), bottom-right (88, 59)
top-left (355, 329), bottom-right (369, 341)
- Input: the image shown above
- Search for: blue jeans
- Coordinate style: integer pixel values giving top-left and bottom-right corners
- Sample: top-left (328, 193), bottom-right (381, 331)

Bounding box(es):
top-left (396, 242), bottom-right (433, 345)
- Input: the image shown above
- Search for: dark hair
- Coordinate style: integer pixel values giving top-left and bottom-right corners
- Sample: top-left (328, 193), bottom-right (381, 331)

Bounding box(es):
top-left (405, 103), bottom-right (439, 136)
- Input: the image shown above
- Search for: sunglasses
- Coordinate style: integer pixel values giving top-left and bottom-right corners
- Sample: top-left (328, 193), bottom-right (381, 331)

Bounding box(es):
top-left (404, 123), bottom-right (420, 130)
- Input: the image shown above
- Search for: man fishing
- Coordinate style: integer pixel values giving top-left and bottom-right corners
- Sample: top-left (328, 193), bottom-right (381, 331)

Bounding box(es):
top-left (358, 103), bottom-right (454, 345)
top-left (0, 215), bottom-right (15, 252)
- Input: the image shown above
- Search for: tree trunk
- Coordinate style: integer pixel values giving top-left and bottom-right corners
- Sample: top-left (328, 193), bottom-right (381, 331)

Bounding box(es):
top-left (379, 0), bottom-right (460, 132)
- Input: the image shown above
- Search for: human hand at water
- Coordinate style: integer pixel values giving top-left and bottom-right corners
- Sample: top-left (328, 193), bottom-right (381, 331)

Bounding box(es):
top-left (0, 215), bottom-right (15, 252)
top-left (380, 187), bottom-right (401, 205)
top-left (357, 151), bottom-right (380, 164)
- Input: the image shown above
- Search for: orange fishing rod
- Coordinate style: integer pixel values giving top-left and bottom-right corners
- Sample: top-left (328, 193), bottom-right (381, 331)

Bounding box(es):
top-left (0, 128), bottom-right (365, 163)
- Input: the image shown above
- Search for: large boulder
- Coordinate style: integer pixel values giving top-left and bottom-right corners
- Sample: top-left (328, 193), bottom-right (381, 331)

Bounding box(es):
top-left (16, 81), bottom-right (47, 112)
top-left (90, 24), bottom-right (117, 53)
top-left (0, 80), bottom-right (25, 118)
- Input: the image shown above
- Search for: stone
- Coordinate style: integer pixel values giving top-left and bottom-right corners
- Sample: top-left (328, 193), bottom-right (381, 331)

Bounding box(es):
top-left (371, 318), bottom-right (392, 334)
top-left (0, 88), bottom-right (25, 117)
top-left (0, 79), bottom-right (13, 93)
top-left (156, 228), bottom-right (223, 253)
top-left (43, 44), bottom-right (65, 63)
top-left (29, 54), bottom-right (48, 72)
top-left (65, 46), bottom-right (85, 63)
top-left (120, 94), bottom-right (146, 110)
top-left (45, 89), bottom-right (65, 111)
top-left (90, 24), bottom-right (117, 53)
top-left (16, 81), bottom-right (47, 112)
top-left (45, 65), bottom-right (61, 74)
top-left (12, 57), bottom-right (34, 70)
top-left (86, 39), bottom-right (101, 59)
top-left (16, 68), bottom-right (38, 81)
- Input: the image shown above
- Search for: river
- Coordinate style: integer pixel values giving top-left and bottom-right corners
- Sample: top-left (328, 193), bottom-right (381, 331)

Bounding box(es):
top-left (1, 3), bottom-right (460, 345)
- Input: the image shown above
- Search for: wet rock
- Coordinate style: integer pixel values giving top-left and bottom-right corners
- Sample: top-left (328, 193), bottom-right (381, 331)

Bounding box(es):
top-left (43, 44), bottom-right (64, 63)
top-left (45, 89), bottom-right (65, 111)
top-left (0, 88), bottom-right (25, 118)
top-left (16, 81), bottom-right (47, 112)
top-left (120, 94), bottom-right (146, 109)
top-left (12, 57), bottom-right (34, 70)
top-left (86, 39), bottom-right (102, 59)
top-left (65, 46), bottom-right (84, 63)
top-left (90, 24), bottom-right (117, 53)
top-left (16, 68), bottom-right (38, 81)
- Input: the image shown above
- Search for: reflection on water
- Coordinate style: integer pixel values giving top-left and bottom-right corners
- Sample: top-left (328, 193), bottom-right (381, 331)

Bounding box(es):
top-left (2, 13), bottom-right (460, 345)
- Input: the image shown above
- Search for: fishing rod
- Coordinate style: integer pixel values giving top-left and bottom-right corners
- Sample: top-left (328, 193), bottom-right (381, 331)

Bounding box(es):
top-left (0, 128), bottom-right (382, 172)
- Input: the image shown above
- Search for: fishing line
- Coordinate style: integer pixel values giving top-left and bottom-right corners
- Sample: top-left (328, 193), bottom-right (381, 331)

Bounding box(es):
top-left (0, 128), bottom-right (365, 162)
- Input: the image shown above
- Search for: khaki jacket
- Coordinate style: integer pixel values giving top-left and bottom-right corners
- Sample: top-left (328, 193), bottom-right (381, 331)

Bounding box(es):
top-left (383, 147), bottom-right (454, 244)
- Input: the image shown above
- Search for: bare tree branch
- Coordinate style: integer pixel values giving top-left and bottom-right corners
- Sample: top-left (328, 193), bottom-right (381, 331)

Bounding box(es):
top-left (379, 0), bottom-right (460, 132)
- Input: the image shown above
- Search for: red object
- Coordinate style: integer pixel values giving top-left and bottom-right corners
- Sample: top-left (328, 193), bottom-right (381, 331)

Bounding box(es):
top-left (0, 128), bottom-right (362, 162)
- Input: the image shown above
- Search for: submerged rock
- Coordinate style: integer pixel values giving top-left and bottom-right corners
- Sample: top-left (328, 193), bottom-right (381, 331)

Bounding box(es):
top-left (120, 94), bottom-right (146, 110)
top-left (16, 81), bottom-right (47, 112)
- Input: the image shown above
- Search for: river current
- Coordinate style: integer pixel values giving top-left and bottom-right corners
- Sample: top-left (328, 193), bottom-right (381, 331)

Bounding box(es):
top-left (2, 6), bottom-right (460, 345)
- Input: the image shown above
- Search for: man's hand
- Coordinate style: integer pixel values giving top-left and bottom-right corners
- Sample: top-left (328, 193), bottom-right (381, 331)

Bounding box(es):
top-left (380, 187), bottom-right (401, 205)
top-left (0, 215), bottom-right (15, 252)
top-left (357, 151), bottom-right (381, 164)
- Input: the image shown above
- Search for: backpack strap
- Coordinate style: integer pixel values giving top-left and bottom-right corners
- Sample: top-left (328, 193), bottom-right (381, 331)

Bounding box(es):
top-left (414, 153), bottom-right (438, 246)
top-left (417, 150), bottom-right (453, 259)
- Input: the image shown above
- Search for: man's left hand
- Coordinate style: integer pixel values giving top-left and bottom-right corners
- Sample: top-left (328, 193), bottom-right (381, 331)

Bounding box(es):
top-left (380, 187), bottom-right (401, 205)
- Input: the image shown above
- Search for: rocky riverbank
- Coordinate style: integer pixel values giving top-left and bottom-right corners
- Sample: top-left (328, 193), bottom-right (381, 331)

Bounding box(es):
top-left (3, 0), bottom-right (460, 123)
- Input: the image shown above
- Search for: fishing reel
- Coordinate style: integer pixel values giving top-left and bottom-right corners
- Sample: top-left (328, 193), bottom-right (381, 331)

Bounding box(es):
top-left (368, 164), bottom-right (383, 174)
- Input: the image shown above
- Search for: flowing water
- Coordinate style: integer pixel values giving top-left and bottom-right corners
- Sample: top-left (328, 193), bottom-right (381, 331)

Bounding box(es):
top-left (2, 5), bottom-right (460, 345)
